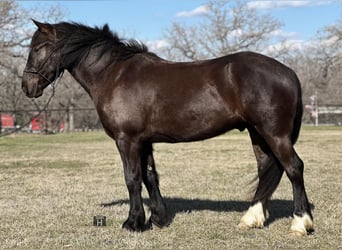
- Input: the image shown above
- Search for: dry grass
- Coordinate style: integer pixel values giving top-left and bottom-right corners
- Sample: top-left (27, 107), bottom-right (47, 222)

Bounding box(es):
top-left (0, 127), bottom-right (341, 249)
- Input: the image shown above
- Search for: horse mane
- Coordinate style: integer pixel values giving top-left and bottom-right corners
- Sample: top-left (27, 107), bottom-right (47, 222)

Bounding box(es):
top-left (53, 22), bottom-right (150, 67)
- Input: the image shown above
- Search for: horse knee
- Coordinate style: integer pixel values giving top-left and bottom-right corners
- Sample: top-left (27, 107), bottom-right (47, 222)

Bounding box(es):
top-left (125, 178), bottom-right (142, 194)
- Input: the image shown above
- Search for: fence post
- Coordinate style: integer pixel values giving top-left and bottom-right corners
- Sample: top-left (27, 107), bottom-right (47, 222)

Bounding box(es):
top-left (44, 110), bottom-right (48, 133)
top-left (315, 91), bottom-right (319, 126)
top-left (68, 106), bottom-right (74, 132)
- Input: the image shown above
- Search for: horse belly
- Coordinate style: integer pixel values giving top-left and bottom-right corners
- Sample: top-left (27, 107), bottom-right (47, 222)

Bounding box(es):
top-left (150, 101), bottom-right (242, 143)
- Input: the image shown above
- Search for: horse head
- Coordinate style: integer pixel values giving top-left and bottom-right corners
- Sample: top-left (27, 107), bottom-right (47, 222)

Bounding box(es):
top-left (22, 20), bottom-right (63, 98)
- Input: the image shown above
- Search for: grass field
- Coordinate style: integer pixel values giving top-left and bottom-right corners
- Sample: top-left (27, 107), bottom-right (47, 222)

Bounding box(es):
top-left (0, 127), bottom-right (341, 249)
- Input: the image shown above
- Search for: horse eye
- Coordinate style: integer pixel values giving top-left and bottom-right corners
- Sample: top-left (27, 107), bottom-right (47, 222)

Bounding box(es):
top-left (33, 44), bottom-right (45, 53)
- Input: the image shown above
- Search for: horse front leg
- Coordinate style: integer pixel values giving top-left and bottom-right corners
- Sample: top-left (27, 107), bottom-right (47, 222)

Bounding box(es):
top-left (116, 138), bottom-right (146, 232)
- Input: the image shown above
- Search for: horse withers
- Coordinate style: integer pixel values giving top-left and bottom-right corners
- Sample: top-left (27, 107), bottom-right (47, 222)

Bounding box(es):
top-left (22, 20), bottom-right (313, 235)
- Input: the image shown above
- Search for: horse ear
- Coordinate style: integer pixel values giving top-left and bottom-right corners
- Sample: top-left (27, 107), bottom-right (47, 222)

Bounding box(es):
top-left (32, 19), bottom-right (54, 35)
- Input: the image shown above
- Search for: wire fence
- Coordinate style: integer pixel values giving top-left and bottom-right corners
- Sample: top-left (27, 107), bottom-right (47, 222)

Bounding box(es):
top-left (0, 108), bottom-right (102, 136)
top-left (303, 105), bottom-right (342, 126)
top-left (1, 105), bottom-right (341, 136)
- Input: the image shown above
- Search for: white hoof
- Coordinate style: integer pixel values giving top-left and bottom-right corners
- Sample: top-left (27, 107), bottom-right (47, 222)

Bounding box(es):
top-left (238, 202), bottom-right (266, 229)
top-left (290, 213), bottom-right (314, 236)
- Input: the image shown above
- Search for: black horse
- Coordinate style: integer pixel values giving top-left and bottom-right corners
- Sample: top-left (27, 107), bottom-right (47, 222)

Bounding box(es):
top-left (22, 20), bottom-right (313, 235)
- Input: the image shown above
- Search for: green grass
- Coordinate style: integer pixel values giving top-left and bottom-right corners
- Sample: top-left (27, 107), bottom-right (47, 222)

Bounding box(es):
top-left (0, 127), bottom-right (341, 249)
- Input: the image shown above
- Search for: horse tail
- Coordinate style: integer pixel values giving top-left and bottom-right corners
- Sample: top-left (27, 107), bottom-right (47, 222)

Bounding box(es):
top-left (291, 74), bottom-right (303, 145)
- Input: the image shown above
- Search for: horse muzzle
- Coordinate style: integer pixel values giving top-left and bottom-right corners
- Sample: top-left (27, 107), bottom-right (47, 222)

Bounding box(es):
top-left (22, 75), bottom-right (43, 98)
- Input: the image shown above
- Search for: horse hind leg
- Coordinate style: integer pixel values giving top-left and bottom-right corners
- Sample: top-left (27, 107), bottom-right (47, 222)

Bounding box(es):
top-left (239, 128), bottom-right (283, 229)
top-left (287, 150), bottom-right (314, 235)
top-left (264, 135), bottom-right (314, 235)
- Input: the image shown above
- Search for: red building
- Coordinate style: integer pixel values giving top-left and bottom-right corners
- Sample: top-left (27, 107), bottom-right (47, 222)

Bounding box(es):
top-left (1, 114), bottom-right (15, 130)
top-left (30, 113), bottom-right (45, 132)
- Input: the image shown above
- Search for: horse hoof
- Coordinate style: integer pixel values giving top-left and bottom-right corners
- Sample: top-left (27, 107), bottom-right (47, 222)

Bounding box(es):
top-left (148, 217), bottom-right (168, 230)
top-left (289, 230), bottom-right (307, 236)
top-left (289, 213), bottom-right (314, 236)
top-left (238, 202), bottom-right (266, 229)
top-left (238, 221), bottom-right (251, 230)
top-left (122, 219), bottom-right (145, 232)
top-left (150, 222), bottom-right (162, 231)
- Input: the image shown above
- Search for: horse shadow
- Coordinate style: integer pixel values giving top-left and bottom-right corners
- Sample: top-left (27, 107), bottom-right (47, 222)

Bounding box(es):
top-left (101, 197), bottom-right (300, 227)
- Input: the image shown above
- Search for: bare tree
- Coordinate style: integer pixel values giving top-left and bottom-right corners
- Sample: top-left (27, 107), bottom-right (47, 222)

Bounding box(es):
top-left (0, 1), bottom-right (65, 111)
top-left (0, 1), bottom-right (99, 131)
top-left (284, 16), bottom-right (342, 124)
top-left (164, 0), bottom-right (282, 61)
top-left (320, 24), bottom-right (342, 106)
top-left (316, 19), bottom-right (342, 80)
top-left (304, 17), bottom-right (342, 106)
top-left (1, 1), bottom-right (30, 116)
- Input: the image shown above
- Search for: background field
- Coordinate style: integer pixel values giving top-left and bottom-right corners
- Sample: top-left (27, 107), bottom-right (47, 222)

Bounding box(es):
top-left (0, 127), bottom-right (341, 249)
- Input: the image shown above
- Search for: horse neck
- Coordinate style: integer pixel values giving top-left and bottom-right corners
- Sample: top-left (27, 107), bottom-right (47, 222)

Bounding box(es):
top-left (68, 66), bottom-right (92, 97)
top-left (66, 48), bottom-right (113, 98)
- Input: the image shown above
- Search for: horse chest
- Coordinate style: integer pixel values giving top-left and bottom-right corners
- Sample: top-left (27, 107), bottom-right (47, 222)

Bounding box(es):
top-left (97, 97), bottom-right (147, 138)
